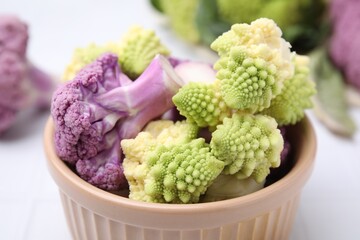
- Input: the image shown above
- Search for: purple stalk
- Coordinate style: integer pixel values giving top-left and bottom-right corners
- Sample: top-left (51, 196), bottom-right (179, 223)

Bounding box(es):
top-left (95, 55), bottom-right (183, 112)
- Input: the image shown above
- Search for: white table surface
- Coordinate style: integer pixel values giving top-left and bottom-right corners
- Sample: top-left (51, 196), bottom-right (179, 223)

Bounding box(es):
top-left (1, 1), bottom-right (360, 239)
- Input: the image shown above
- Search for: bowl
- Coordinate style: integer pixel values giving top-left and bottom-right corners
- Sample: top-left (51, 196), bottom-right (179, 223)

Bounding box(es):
top-left (44, 116), bottom-right (316, 240)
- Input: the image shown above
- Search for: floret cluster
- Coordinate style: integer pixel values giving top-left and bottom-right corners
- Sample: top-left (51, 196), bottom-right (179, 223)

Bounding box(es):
top-left (52, 18), bottom-right (315, 204)
top-left (174, 19), bottom-right (315, 127)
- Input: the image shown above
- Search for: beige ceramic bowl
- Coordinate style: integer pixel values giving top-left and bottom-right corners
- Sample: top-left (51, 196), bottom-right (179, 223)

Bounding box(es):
top-left (44, 116), bottom-right (316, 240)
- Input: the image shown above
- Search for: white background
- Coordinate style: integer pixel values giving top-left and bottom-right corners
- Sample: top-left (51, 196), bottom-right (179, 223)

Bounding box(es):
top-left (1, 1), bottom-right (360, 239)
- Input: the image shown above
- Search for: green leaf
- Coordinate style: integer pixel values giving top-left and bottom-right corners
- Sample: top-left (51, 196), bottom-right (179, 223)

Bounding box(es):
top-left (195, 0), bottom-right (231, 46)
top-left (284, 21), bottom-right (330, 54)
top-left (311, 47), bottom-right (357, 137)
top-left (150, 0), bottom-right (164, 12)
top-left (283, 0), bottom-right (328, 53)
top-left (284, 25), bottom-right (320, 54)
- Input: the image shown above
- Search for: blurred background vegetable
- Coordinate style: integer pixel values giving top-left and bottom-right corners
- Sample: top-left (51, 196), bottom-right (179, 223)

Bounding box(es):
top-left (150, 0), bottom-right (326, 53)
top-left (329, 0), bottom-right (360, 92)
top-left (0, 15), bottom-right (56, 135)
top-left (311, 0), bottom-right (360, 138)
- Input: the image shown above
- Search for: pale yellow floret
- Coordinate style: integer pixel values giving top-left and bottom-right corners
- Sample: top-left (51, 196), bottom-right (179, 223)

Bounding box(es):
top-left (144, 120), bottom-right (199, 146)
top-left (211, 18), bottom-right (294, 82)
top-left (144, 120), bottom-right (174, 138)
top-left (121, 132), bottom-right (158, 202)
top-left (211, 18), bottom-right (288, 54)
top-left (122, 128), bottom-right (224, 203)
top-left (122, 120), bottom-right (200, 202)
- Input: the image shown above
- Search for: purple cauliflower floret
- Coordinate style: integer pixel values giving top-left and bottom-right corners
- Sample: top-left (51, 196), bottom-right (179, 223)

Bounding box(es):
top-left (0, 15), bottom-right (55, 134)
top-left (52, 54), bottom-right (125, 164)
top-left (329, 0), bottom-right (360, 91)
top-left (75, 125), bottom-right (127, 190)
top-left (51, 53), bottom-right (183, 191)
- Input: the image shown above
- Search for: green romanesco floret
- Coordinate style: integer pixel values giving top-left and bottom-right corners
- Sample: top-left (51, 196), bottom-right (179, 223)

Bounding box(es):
top-left (122, 121), bottom-right (199, 202)
top-left (116, 25), bottom-right (170, 79)
top-left (210, 18), bottom-right (295, 112)
top-left (122, 120), bottom-right (225, 203)
top-left (210, 113), bottom-right (283, 183)
top-left (122, 126), bottom-right (224, 203)
top-left (144, 139), bottom-right (224, 203)
top-left (211, 18), bottom-right (294, 81)
top-left (160, 0), bottom-right (200, 43)
top-left (144, 120), bottom-right (199, 145)
top-left (172, 81), bottom-right (232, 128)
top-left (62, 26), bottom-right (169, 81)
top-left (261, 55), bottom-right (316, 125)
top-left (211, 18), bottom-right (292, 60)
top-left (215, 45), bottom-right (285, 112)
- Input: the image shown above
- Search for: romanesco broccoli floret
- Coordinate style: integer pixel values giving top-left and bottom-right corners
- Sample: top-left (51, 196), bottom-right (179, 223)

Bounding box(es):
top-left (116, 26), bottom-right (170, 79)
top-left (211, 19), bottom-right (291, 58)
top-left (210, 113), bottom-right (283, 183)
top-left (122, 120), bottom-right (199, 199)
top-left (62, 26), bottom-right (169, 81)
top-left (122, 125), bottom-right (224, 203)
top-left (144, 139), bottom-right (224, 203)
top-left (172, 82), bottom-right (231, 127)
top-left (122, 120), bottom-right (224, 203)
top-left (261, 55), bottom-right (316, 125)
top-left (215, 45), bottom-right (284, 112)
top-left (211, 18), bottom-right (294, 81)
